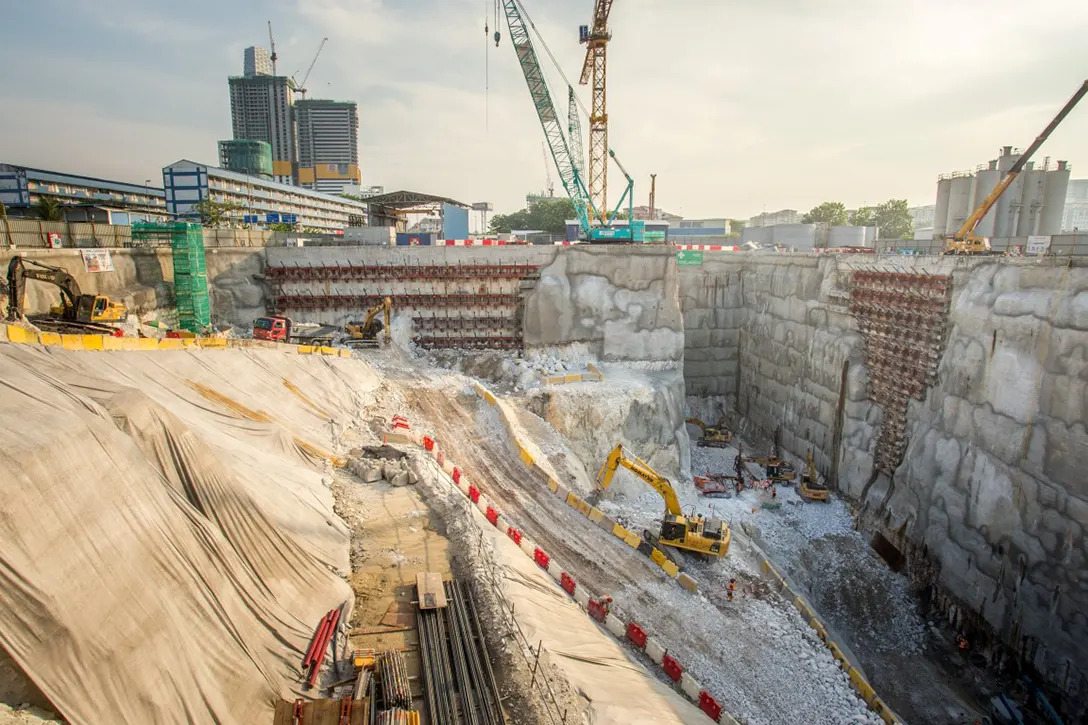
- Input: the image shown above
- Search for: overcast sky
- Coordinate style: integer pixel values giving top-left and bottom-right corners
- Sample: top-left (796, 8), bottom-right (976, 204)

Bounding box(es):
top-left (2, 0), bottom-right (1087, 219)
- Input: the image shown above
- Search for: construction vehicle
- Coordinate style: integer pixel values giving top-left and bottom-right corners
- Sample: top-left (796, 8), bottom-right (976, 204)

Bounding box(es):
top-left (685, 417), bottom-right (732, 448)
top-left (6, 256), bottom-right (126, 332)
top-left (942, 79), bottom-right (1088, 255)
top-left (693, 473), bottom-right (741, 498)
top-left (500, 1), bottom-right (643, 243)
top-left (798, 449), bottom-right (829, 502)
top-left (345, 296), bottom-right (392, 348)
top-left (743, 452), bottom-right (796, 482)
top-left (252, 315), bottom-right (338, 345)
top-left (596, 444), bottom-right (730, 558)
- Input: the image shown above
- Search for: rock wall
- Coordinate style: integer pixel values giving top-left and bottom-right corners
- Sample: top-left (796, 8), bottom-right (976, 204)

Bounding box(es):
top-left (680, 253), bottom-right (1088, 710)
top-left (524, 245), bottom-right (684, 364)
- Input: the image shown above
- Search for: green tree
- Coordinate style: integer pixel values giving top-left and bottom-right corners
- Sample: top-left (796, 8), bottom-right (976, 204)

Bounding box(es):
top-left (490, 198), bottom-right (575, 234)
top-left (268, 221), bottom-right (298, 232)
top-left (802, 201), bottom-right (849, 226)
top-left (33, 196), bottom-right (65, 222)
top-left (872, 198), bottom-right (913, 239)
top-left (729, 219), bottom-right (746, 232)
top-left (851, 206), bottom-right (876, 227)
top-left (190, 199), bottom-right (242, 228)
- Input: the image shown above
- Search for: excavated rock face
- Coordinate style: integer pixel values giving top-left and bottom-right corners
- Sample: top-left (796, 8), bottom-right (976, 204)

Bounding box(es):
top-left (680, 254), bottom-right (1088, 710)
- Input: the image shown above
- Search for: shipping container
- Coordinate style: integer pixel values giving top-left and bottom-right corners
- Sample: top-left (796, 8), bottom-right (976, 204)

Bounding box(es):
top-left (395, 232), bottom-right (435, 246)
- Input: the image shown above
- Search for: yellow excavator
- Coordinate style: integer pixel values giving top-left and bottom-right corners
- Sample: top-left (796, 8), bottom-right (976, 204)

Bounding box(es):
top-left (596, 444), bottom-right (730, 559)
top-left (798, 449), bottom-right (829, 502)
top-left (685, 417), bottom-right (732, 448)
top-left (942, 79), bottom-right (1087, 255)
top-left (6, 256), bottom-right (126, 332)
top-left (345, 297), bottom-right (392, 348)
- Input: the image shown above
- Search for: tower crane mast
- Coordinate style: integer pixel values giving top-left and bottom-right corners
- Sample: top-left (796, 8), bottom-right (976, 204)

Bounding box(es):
top-left (579, 0), bottom-right (614, 223)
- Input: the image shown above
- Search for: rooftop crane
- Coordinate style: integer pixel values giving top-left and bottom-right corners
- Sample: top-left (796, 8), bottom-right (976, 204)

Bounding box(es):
top-left (293, 37), bottom-right (328, 98)
top-left (943, 79), bottom-right (1088, 255)
top-left (579, 0), bottom-right (614, 223)
top-left (501, 0), bottom-right (641, 242)
top-left (267, 21), bottom-right (278, 76)
top-left (596, 444), bottom-right (730, 559)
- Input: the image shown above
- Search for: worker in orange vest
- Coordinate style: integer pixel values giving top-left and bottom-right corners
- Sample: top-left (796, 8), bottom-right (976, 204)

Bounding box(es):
top-left (955, 634), bottom-right (969, 650)
top-left (727, 578), bottom-right (737, 601)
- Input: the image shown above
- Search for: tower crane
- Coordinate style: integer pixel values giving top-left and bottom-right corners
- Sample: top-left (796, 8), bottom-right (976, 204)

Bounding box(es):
top-left (578, 0), bottom-right (614, 223)
top-left (500, 0), bottom-right (640, 242)
top-left (267, 21), bottom-right (278, 76)
top-left (292, 37), bottom-right (328, 98)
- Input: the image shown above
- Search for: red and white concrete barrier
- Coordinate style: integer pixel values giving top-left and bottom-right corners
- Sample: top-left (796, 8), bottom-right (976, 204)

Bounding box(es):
top-left (673, 244), bottom-right (740, 252)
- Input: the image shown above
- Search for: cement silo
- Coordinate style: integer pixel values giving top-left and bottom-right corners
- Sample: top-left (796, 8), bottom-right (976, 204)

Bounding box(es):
top-left (827, 225), bottom-right (873, 247)
top-left (1016, 165), bottom-right (1047, 236)
top-left (973, 161), bottom-right (1001, 238)
top-left (946, 173), bottom-right (974, 234)
top-left (933, 176), bottom-right (952, 238)
top-left (1041, 160), bottom-right (1071, 234)
top-left (994, 147), bottom-right (1025, 237)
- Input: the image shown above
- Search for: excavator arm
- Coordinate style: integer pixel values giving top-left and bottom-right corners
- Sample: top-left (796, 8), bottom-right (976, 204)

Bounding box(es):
top-left (684, 417), bottom-right (707, 434)
top-left (596, 444), bottom-right (682, 515)
top-left (6, 256), bottom-right (83, 320)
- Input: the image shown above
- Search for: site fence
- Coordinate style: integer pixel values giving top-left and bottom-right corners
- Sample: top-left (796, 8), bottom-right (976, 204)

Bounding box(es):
top-left (0, 219), bottom-right (293, 249)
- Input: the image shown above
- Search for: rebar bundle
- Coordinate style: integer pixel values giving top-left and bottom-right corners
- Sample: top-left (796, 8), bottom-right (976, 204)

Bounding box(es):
top-left (378, 649), bottom-right (412, 710)
top-left (376, 709), bottom-right (420, 725)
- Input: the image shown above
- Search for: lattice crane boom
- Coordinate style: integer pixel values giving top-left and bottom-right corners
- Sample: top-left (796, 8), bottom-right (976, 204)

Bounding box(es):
top-left (579, 0), bottom-right (614, 223)
top-left (502, 0), bottom-right (593, 237)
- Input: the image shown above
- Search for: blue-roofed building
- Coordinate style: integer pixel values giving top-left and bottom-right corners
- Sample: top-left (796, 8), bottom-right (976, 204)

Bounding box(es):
top-left (0, 163), bottom-right (170, 223)
top-left (162, 159), bottom-right (369, 232)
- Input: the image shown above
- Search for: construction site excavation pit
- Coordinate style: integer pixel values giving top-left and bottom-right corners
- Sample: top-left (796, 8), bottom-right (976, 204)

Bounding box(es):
top-left (0, 244), bottom-right (1085, 725)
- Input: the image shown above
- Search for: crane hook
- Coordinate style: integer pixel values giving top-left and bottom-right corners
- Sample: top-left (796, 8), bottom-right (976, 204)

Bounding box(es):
top-left (494, 30), bottom-right (501, 46)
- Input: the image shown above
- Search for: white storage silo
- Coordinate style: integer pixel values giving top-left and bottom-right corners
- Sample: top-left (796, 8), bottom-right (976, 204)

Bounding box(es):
top-left (946, 174), bottom-right (974, 234)
top-left (1016, 166), bottom-right (1047, 236)
top-left (933, 176), bottom-right (952, 238)
top-left (973, 162), bottom-right (1001, 238)
top-left (1041, 161), bottom-right (1071, 235)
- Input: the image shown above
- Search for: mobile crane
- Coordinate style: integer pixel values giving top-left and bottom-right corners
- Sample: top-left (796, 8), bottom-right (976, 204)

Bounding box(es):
top-left (942, 79), bottom-right (1088, 255)
top-left (345, 297), bottom-right (392, 348)
top-left (596, 444), bottom-right (730, 559)
top-left (6, 256), bottom-right (126, 332)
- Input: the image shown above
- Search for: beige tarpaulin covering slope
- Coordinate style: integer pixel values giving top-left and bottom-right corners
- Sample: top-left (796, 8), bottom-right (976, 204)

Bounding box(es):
top-left (476, 514), bottom-right (711, 725)
top-left (0, 344), bottom-right (379, 724)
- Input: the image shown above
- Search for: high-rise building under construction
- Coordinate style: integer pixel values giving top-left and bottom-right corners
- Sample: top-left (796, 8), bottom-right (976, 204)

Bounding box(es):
top-left (229, 47), bottom-right (297, 184)
top-left (295, 99), bottom-right (361, 194)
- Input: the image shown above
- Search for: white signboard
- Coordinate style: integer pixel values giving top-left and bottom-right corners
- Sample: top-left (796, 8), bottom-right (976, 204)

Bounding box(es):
top-left (80, 249), bottom-right (114, 273)
top-left (1026, 235), bottom-right (1051, 255)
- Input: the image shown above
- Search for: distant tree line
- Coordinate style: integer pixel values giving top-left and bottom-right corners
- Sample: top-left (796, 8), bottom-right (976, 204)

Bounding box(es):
top-left (802, 199), bottom-right (913, 239)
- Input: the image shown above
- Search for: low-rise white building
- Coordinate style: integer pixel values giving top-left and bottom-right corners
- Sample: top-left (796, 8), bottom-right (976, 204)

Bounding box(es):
top-left (162, 160), bottom-right (369, 232)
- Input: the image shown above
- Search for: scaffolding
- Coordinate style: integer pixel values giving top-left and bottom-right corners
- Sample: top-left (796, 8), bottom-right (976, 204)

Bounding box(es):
top-left (267, 262), bottom-right (540, 350)
top-left (133, 222), bottom-right (211, 333)
top-left (849, 271), bottom-right (951, 474)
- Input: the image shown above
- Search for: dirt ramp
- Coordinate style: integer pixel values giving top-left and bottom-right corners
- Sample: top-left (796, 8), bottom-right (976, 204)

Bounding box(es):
top-left (0, 347), bottom-right (352, 724)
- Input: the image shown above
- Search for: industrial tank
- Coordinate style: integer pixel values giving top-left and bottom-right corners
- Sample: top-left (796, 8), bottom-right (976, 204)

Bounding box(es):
top-left (933, 176), bottom-right (952, 238)
top-left (827, 226), bottom-right (874, 247)
top-left (946, 174), bottom-right (973, 234)
top-left (973, 162), bottom-right (1000, 238)
top-left (994, 148), bottom-right (1023, 237)
top-left (1041, 161), bottom-right (1071, 235)
top-left (1016, 167), bottom-right (1046, 236)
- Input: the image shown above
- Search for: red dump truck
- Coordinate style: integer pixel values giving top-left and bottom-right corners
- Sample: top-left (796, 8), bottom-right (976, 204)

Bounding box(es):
top-left (252, 315), bottom-right (338, 345)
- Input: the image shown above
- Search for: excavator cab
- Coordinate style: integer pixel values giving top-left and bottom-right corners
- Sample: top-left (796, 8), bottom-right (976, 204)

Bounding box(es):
top-left (596, 444), bottom-right (731, 559)
top-left (346, 297), bottom-right (393, 348)
top-left (53, 295), bottom-right (125, 324)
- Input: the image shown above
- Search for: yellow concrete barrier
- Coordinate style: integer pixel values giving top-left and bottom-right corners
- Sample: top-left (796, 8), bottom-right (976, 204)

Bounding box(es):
top-left (81, 334), bottom-right (103, 350)
top-left (6, 325), bottom-right (38, 344)
top-left (102, 335), bottom-right (124, 350)
top-left (318, 346), bottom-right (338, 356)
top-left (612, 523), bottom-right (630, 541)
top-left (339, 349), bottom-right (352, 358)
top-left (565, 492), bottom-right (581, 509)
top-left (650, 549), bottom-right (668, 567)
top-left (518, 446), bottom-right (534, 467)
top-left (156, 339), bottom-right (185, 350)
top-left (61, 334), bottom-right (84, 350)
top-left (588, 507), bottom-right (606, 523)
top-left (576, 498), bottom-right (592, 516)
top-left (197, 337), bottom-right (228, 348)
top-left (659, 559), bottom-right (680, 579)
top-left (622, 530), bottom-right (642, 549)
top-left (297, 345), bottom-right (315, 354)
top-left (39, 332), bottom-right (62, 347)
top-left (547, 478), bottom-right (560, 494)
